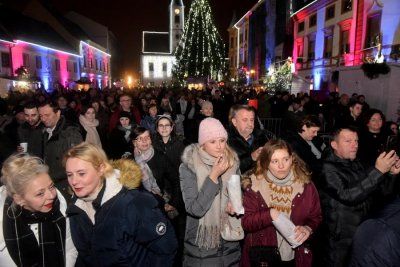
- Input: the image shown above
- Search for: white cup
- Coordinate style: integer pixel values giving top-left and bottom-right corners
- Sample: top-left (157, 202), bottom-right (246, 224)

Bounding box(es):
top-left (20, 142), bottom-right (28, 153)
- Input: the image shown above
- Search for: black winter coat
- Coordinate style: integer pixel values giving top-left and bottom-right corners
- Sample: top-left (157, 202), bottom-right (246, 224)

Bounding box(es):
top-left (42, 116), bottom-right (82, 183)
top-left (107, 126), bottom-right (131, 159)
top-left (349, 197), bottom-right (400, 267)
top-left (17, 122), bottom-right (44, 157)
top-left (227, 126), bottom-right (268, 173)
top-left (152, 134), bottom-right (185, 170)
top-left (283, 132), bottom-right (323, 176)
top-left (67, 178), bottom-right (177, 267)
top-left (315, 149), bottom-right (388, 267)
top-left (147, 151), bottom-right (183, 211)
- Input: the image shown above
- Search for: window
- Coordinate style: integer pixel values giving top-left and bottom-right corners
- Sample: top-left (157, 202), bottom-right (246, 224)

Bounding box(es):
top-left (230, 37), bottom-right (234, 48)
top-left (90, 59), bottom-right (93, 69)
top-left (326, 5), bottom-right (335, 21)
top-left (298, 21), bottom-right (305, 32)
top-left (340, 30), bottom-right (350, 54)
top-left (309, 14), bottom-right (317, 27)
top-left (324, 35), bottom-right (333, 58)
top-left (95, 59), bottom-right (98, 70)
top-left (149, 63), bottom-right (154, 72)
top-left (55, 59), bottom-right (60, 71)
top-left (365, 13), bottom-right (382, 48)
top-left (308, 38), bottom-right (315, 60)
top-left (342, 0), bottom-right (352, 13)
top-left (162, 63), bottom-right (167, 72)
top-left (240, 33), bottom-right (244, 44)
top-left (296, 38), bottom-right (304, 62)
top-left (73, 62), bottom-right (78, 73)
top-left (66, 61), bottom-right (70, 72)
top-left (35, 56), bottom-right (42, 69)
top-left (83, 56), bottom-right (87, 67)
top-left (245, 29), bottom-right (248, 41)
top-left (1, 53), bottom-right (10, 67)
top-left (175, 15), bottom-right (180, 24)
top-left (23, 53), bottom-right (30, 67)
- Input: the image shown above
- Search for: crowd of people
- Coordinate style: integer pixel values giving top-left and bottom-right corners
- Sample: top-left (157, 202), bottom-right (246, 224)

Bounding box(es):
top-left (0, 85), bottom-right (399, 267)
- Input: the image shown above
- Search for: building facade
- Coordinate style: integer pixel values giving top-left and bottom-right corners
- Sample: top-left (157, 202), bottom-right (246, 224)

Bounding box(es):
top-left (228, 0), bottom-right (292, 85)
top-left (141, 0), bottom-right (184, 86)
top-left (291, 0), bottom-right (400, 92)
top-left (0, 0), bottom-right (111, 92)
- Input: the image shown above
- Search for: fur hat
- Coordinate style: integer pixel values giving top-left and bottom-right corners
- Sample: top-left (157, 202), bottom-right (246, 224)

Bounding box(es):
top-left (198, 117), bottom-right (227, 145)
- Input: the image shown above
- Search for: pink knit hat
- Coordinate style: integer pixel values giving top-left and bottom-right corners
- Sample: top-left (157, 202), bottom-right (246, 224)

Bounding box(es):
top-left (198, 117), bottom-right (228, 145)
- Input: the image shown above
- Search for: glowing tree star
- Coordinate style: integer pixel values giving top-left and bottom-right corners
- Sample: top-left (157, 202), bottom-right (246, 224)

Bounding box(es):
top-left (173, 0), bottom-right (225, 83)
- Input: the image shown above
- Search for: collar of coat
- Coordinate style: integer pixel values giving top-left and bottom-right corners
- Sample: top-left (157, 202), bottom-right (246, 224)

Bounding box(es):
top-left (73, 170), bottom-right (123, 212)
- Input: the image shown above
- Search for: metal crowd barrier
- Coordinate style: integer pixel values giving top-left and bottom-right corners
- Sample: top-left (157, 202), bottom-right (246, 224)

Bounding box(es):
top-left (260, 118), bottom-right (282, 138)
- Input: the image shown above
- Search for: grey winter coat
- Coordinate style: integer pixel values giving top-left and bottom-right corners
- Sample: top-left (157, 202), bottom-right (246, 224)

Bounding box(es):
top-left (179, 144), bottom-right (241, 267)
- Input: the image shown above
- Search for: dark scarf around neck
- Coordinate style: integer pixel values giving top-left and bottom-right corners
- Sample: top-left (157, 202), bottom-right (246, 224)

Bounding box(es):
top-left (3, 196), bottom-right (66, 267)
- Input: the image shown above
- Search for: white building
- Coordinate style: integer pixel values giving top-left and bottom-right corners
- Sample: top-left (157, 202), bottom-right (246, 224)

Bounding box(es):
top-left (141, 0), bottom-right (184, 86)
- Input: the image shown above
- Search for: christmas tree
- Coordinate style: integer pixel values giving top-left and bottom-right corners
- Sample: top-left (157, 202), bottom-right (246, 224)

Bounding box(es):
top-left (173, 0), bottom-right (225, 83)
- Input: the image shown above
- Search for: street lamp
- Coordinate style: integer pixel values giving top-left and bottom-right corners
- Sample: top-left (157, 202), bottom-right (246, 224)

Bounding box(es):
top-left (127, 76), bottom-right (132, 88)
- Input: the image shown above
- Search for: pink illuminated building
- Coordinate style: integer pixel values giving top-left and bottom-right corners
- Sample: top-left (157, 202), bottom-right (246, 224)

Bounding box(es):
top-left (0, 1), bottom-right (111, 91)
top-left (291, 0), bottom-right (400, 92)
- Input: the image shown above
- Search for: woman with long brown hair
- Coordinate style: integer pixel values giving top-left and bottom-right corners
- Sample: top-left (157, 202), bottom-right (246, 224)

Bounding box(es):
top-left (241, 139), bottom-right (321, 267)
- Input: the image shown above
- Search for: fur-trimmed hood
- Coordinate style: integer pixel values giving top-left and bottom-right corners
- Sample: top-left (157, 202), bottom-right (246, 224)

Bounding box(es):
top-left (110, 159), bottom-right (142, 190)
top-left (181, 144), bottom-right (198, 173)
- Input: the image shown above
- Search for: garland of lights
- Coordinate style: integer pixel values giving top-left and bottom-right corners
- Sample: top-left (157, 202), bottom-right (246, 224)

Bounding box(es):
top-left (173, 0), bottom-right (225, 83)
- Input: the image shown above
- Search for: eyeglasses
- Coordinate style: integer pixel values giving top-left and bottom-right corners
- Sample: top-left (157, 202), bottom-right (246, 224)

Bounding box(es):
top-left (158, 124), bottom-right (171, 128)
top-left (135, 136), bottom-right (151, 142)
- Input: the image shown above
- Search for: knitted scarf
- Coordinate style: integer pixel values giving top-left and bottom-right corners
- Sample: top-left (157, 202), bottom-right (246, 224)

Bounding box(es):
top-left (3, 197), bottom-right (66, 267)
top-left (251, 170), bottom-right (304, 261)
top-left (134, 146), bottom-right (161, 196)
top-left (79, 115), bottom-right (102, 147)
top-left (192, 144), bottom-right (239, 249)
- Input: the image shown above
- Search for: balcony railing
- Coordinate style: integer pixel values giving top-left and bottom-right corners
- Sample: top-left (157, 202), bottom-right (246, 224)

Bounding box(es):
top-left (296, 44), bottom-right (400, 70)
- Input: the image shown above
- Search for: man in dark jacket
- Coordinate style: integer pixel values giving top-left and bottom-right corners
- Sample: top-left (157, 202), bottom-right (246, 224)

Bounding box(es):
top-left (17, 102), bottom-right (44, 157)
top-left (315, 127), bottom-right (400, 267)
top-left (38, 101), bottom-right (82, 197)
top-left (228, 104), bottom-right (268, 173)
top-left (349, 196), bottom-right (400, 267)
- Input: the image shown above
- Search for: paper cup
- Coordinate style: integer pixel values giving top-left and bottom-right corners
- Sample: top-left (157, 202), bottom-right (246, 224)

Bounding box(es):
top-left (20, 142), bottom-right (28, 152)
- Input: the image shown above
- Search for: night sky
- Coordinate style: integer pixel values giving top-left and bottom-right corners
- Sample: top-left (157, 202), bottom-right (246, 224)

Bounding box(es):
top-left (49, 0), bottom-right (259, 77)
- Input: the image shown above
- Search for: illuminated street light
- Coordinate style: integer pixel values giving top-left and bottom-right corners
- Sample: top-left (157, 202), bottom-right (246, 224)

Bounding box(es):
top-left (127, 76), bottom-right (132, 88)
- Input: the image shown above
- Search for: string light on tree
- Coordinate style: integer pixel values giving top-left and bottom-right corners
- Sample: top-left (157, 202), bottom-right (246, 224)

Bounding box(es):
top-left (173, 0), bottom-right (225, 83)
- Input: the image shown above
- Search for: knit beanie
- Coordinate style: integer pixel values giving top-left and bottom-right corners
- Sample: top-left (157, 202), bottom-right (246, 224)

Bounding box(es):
top-left (119, 111), bottom-right (132, 120)
top-left (198, 117), bottom-right (228, 145)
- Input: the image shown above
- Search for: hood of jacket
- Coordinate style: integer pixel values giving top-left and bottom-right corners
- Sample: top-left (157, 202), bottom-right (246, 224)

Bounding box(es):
top-left (110, 159), bottom-right (142, 190)
top-left (181, 143), bottom-right (197, 173)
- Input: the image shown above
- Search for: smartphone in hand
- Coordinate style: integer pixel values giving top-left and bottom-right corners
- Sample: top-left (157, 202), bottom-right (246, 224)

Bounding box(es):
top-left (385, 135), bottom-right (398, 153)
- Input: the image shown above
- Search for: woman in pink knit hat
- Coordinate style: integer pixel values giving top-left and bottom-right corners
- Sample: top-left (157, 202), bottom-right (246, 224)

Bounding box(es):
top-left (179, 117), bottom-right (243, 266)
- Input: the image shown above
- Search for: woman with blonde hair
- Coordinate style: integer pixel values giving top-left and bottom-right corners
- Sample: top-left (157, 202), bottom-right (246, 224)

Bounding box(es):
top-left (0, 153), bottom-right (76, 267)
top-left (64, 142), bottom-right (177, 267)
top-left (241, 139), bottom-right (322, 267)
top-left (180, 117), bottom-right (243, 266)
